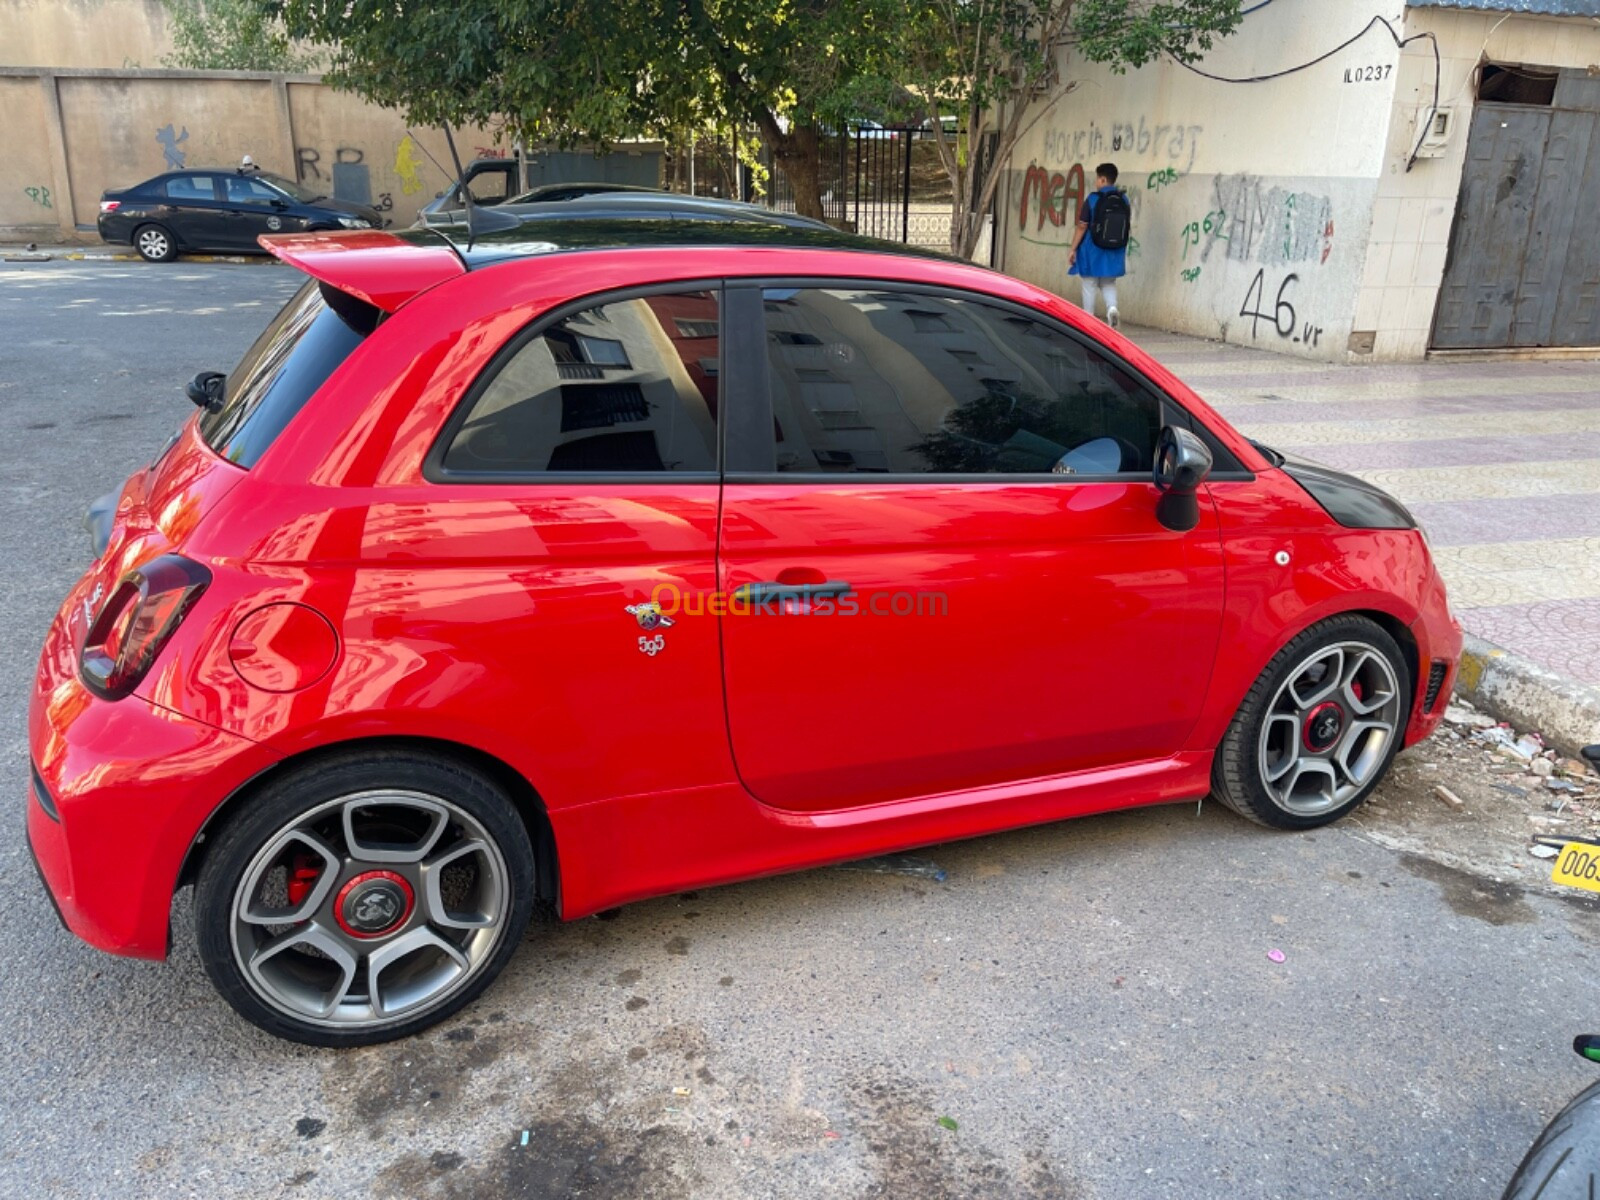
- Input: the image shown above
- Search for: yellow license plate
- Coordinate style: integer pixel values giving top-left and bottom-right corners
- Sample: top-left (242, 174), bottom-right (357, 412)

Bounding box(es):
top-left (1551, 843), bottom-right (1600, 894)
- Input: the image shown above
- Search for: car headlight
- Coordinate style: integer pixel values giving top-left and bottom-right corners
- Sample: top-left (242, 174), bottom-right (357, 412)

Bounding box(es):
top-left (336, 216), bottom-right (372, 229)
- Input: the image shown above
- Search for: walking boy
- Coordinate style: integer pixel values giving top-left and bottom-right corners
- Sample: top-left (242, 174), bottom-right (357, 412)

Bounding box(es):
top-left (1068, 163), bottom-right (1131, 328)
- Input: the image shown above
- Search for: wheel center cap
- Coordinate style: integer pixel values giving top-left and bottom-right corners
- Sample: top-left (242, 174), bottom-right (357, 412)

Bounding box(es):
top-left (334, 870), bottom-right (414, 939)
top-left (1303, 701), bottom-right (1344, 753)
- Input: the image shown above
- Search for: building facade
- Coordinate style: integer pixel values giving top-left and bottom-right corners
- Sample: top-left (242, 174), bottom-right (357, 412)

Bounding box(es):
top-left (995, 0), bottom-right (1600, 360)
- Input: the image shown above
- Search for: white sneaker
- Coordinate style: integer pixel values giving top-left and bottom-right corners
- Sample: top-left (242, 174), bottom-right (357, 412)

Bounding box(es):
top-left (1107, 306), bottom-right (1120, 329)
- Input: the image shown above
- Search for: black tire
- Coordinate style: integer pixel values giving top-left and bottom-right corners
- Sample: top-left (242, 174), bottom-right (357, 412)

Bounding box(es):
top-left (1501, 1080), bottom-right (1600, 1200)
top-left (194, 749), bottom-right (535, 1047)
top-left (1211, 614), bottom-right (1410, 830)
top-left (132, 223), bottom-right (178, 262)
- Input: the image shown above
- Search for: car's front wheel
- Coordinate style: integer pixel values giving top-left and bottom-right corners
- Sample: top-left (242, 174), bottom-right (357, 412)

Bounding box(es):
top-left (194, 750), bottom-right (535, 1046)
top-left (132, 224), bottom-right (177, 262)
top-left (1211, 614), bottom-right (1410, 829)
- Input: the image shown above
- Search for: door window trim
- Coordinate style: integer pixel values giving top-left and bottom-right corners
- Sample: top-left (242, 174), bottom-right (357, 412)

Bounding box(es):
top-left (422, 280), bottom-right (725, 485)
top-left (722, 278), bottom-right (1251, 484)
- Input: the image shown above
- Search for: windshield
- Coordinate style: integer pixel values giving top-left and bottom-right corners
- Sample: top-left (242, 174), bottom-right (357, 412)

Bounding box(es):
top-left (258, 173), bottom-right (323, 203)
top-left (199, 281), bottom-right (371, 468)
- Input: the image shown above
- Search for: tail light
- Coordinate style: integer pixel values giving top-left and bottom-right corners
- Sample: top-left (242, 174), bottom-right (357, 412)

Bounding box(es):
top-left (80, 555), bottom-right (210, 699)
top-left (99, 200), bottom-right (120, 214)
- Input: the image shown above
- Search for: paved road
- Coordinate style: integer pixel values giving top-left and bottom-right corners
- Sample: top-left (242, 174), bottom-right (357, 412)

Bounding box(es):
top-left (1, 261), bottom-right (1596, 1200)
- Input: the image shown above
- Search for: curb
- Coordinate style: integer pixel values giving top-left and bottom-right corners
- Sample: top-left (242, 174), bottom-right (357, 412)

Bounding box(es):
top-left (4, 250), bottom-right (273, 264)
top-left (1454, 632), bottom-right (1600, 758)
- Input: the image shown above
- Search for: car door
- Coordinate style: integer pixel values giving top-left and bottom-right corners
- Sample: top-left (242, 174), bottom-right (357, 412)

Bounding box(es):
top-left (221, 174), bottom-right (290, 248)
top-left (716, 283), bottom-right (1227, 812)
top-left (160, 174), bottom-right (228, 249)
top-left (419, 283), bottom-right (732, 804)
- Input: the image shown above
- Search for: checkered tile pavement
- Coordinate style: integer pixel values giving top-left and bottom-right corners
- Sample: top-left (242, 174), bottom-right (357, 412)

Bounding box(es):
top-left (1129, 328), bottom-right (1600, 689)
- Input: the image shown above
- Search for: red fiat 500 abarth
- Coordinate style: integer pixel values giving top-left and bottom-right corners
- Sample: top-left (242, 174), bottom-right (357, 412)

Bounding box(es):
top-left (27, 222), bottom-right (1461, 1045)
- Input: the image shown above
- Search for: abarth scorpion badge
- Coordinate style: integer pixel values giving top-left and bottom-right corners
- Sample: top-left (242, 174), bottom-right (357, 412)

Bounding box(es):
top-left (626, 602), bottom-right (674, 632)
top-left (626, 601), bottom-right (673, 656)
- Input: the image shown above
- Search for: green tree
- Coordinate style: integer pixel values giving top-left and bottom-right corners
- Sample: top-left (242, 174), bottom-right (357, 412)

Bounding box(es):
top-left (268, 0), bottom-right (894, 220)
top-left (893, 0), bottom-right (1244, 257)
top-left (161, 0), bottom-right (322, 72)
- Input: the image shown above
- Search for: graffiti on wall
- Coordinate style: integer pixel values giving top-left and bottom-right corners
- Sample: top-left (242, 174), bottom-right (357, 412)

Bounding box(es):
top-left (1043, 119), bottom-right (1203, 173)
top-left (22, 186), bottom-right (52, 209)
top-left (1204, 174), bottom-right (1334, 267)
top-left (1017, 162), bottom-right (1087, 234)
top-left (395, 136), bottom-right (425, 195)
top-left (295, 144), bottom-right (393, 210)
top-left (156, 124), bottom-right (188, 169)
top-left (1238, 269), bottom-right (1324, 347)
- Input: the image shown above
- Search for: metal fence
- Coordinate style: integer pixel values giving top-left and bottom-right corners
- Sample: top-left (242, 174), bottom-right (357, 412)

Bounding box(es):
top-left (665, 127), bottom-right (994, 263)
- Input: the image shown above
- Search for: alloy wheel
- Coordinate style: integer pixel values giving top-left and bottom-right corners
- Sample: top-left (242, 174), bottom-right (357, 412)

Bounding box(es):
top-left (1256, 641), bottom-right (1402, 817)
top-left (228, 789), bottom-right (511, 1030)
top-left (137, 228), bottom-right (170, 259)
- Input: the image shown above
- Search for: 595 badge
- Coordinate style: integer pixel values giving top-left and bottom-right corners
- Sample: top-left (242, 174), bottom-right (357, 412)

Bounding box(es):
top-left (625, 601), bottom-right (673, 655)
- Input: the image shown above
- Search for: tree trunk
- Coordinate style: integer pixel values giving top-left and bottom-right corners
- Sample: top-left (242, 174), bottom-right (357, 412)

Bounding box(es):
top-left (757, 114), bottom-right (826, 221)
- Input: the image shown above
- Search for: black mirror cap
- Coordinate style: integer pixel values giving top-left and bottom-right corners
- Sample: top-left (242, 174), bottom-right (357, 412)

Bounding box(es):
top-left (186, 370), bottom-right (225, 413)
top-left (1280, 456), bottom-right (1416, 530)
top-left (1153, 425), bottom-right (1213, 494)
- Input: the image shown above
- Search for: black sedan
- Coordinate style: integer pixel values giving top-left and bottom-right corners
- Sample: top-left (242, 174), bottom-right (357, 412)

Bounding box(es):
top-left (97, 168), bottom-right (384, 261)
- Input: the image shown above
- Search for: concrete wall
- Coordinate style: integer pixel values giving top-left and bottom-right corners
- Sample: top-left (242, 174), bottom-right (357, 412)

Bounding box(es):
top-left (1355, 7), bottom-right (1600, 359)
top-left (0, 67), bottom-right (508, 240)
top-left (0, 0), bottom-right (172, 69)
top-left (996, 0), bottom-right (1399, 362)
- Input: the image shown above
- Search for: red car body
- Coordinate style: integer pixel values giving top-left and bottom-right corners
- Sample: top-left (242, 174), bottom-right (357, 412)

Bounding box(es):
top-left (27, 229), bottom-right (1461, 961)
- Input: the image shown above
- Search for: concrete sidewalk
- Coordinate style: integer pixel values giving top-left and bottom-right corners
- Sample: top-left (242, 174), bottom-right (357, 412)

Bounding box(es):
top-left (1128, 325), bottom-right (1600, 750)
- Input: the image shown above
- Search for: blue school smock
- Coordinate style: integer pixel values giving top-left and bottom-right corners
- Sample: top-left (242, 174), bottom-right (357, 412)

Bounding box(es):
top-left (1069, 186), bottom-right (1128, 279)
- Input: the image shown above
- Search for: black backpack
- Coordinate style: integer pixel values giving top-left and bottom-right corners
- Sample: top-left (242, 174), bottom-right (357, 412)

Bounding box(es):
top-left (1089, 190), bottom-right (1131, 251)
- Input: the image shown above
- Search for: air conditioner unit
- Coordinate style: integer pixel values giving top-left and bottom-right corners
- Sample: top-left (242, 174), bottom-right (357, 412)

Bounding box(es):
top-left (1414, 107), bottom-right (1453, 158)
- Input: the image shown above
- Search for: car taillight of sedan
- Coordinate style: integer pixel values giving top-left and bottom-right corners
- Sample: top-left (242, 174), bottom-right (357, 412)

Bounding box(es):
top-left (98, 200), bottom-right (120, 214)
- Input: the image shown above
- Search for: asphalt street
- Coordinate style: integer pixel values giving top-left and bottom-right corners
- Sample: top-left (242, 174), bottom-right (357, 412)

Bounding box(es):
top-left (1, 260), bottom-right (1596, 1200)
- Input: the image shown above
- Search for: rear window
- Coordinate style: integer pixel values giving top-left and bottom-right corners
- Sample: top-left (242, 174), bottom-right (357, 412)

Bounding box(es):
top-left (200, 281), bottom-right (374, 468)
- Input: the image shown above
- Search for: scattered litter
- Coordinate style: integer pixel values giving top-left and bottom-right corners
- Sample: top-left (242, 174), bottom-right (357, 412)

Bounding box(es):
top-left (1492, 784), bottom-right (1528, 798)
top-left (1434, 785), bottom-right (1465, 811)
top-left (1266, 948), bottom-right (1286, 964)
top-left (1530, 844), bottom-right (1560, 860)
top-left (1561, 758), bottom-right (1594, 779)
top-left (1444, 705), bottom-right (1496, 729)
top-left (1545, 778), bottom-right (1580, 793)
top-left (838, 854), bottom-right (947, 882)
top-left (519, 1130), bottom-right (529, 1147)
top-left (823, 1130), bottom-right (841, 1140)
top-left (936, 1116), bottom-right (959, 1132)
top-left (672, 1087), bottom-right (692, 1098)
top-left (1531, 758), bottom-right (1554, 778)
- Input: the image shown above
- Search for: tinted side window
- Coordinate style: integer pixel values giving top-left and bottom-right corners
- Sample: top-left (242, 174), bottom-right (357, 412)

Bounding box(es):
top-left (762, 288), bottom-right (1161, 476)
top-left (442, 291), bottom-right (719, 475)
top-left (200, 281), bottom-right (372, 468)
top-left (225, 176), bottom-right (281, 205)
top-left (164, 175), bottom-right (218, 201)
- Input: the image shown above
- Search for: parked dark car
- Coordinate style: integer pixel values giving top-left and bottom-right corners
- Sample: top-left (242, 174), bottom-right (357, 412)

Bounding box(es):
top-left (422, 190), bottom-right (833, 233)
top-left (98, 168), bottom-right (385, 261)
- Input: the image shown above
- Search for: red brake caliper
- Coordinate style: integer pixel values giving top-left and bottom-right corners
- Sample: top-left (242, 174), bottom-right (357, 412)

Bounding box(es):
top-left (1351, 679), bottom-right (1364, 703)
top-left (285, 853), bottom-right (322, 910)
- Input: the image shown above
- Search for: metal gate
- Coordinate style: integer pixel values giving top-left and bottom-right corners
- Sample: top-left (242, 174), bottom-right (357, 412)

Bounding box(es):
top-left (757, 128), bottom-right (997, 260)
top-left (1433, 70), bottom-right (1600, 349)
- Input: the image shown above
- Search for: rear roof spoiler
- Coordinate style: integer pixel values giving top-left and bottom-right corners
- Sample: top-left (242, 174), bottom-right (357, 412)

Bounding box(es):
top-left (258, 230), bottom-right (464, 313)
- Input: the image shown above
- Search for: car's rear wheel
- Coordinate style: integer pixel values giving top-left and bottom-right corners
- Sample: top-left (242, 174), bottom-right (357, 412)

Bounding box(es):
top-left (194, 750), bottom-right (535, 1046)
top-left (1211, 614), bottom-right (1410, 829)
top-left (133, 224), bottom-right (177, 262)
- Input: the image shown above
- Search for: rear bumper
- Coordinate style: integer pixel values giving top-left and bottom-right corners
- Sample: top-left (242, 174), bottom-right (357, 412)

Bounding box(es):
top-left (27, 588), bottom-right (279, 958)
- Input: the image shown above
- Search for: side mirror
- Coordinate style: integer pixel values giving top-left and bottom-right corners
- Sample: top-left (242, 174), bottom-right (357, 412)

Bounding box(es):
top-left (1152, 425), bottom-right (1213, 532)
top-left (270, 198), bottom-right (288, 210)
top-left (186, 370), bottom-right (225, 413)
